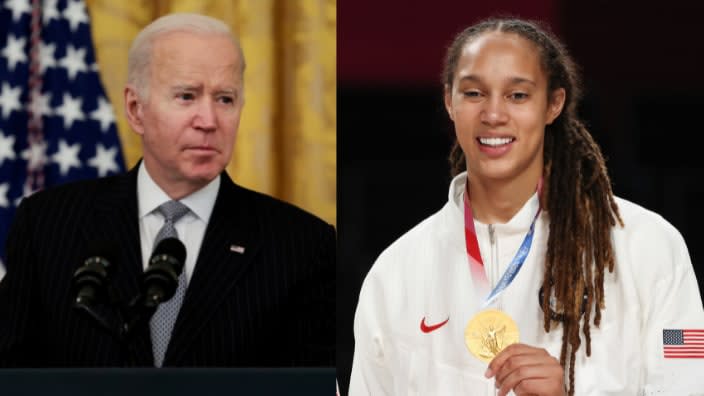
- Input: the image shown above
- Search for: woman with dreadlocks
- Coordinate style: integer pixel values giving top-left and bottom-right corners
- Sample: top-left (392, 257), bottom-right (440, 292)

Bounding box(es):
top-left (349, 17), bottom-right (704, 396)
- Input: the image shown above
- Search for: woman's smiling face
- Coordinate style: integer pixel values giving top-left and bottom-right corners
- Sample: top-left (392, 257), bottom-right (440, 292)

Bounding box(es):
top-left (444, 31), bottom-right (565, 184)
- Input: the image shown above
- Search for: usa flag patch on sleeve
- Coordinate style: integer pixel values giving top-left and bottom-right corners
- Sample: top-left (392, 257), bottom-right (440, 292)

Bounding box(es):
top-left (663, 329), bottom-right (704, 358)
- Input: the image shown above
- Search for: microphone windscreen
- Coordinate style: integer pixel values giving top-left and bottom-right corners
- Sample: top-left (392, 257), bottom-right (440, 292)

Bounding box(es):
top-left (72, 241), bottom-right (117, 305)
top-left (152, 237), bottom-right (186, 267)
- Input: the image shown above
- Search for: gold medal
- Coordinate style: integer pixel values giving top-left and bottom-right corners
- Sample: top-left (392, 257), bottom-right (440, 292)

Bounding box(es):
top-left (464, 309), bottom-right (519, 363)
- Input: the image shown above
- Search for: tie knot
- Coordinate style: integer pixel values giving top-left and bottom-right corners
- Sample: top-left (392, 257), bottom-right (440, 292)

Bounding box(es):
top-left (157, 200), bottom-right (190, 223)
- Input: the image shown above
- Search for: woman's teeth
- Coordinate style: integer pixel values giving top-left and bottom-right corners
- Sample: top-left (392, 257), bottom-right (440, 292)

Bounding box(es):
top-left (478, 137), bottom-right (514, 147)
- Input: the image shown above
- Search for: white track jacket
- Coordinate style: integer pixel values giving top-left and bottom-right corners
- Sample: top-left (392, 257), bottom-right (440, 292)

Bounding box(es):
top-left (350, 173), bottom-right (704, 395)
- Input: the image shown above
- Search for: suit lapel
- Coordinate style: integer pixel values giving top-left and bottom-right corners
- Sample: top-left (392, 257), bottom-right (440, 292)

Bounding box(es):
top-left (81, 166), bottom-right (153, 365)
top-left (166, 173), bottom-right (261, 364)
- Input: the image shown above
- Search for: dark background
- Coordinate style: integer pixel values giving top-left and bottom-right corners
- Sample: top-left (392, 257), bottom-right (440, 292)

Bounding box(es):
top-left (337, 1), bottom-right (704, 394)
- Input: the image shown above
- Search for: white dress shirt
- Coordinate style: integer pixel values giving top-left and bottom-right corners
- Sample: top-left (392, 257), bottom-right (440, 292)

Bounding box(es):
top-left (137, 163), bottom-right (219, 283)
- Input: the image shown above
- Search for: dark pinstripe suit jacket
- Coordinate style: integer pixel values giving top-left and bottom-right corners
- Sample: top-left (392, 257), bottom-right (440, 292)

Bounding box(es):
top-left (0, 166), bottom-right (335, 367)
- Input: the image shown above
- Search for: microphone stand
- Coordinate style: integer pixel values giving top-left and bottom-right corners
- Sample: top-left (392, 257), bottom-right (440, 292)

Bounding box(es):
top-left (73, 286), bottom-right (161, 367)
top-left (120, 293), bottom-right (159, 340)
top-left (73, 298), bottom-right (116, 336)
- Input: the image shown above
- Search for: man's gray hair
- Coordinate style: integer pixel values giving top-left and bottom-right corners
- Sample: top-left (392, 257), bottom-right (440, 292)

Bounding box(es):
top-left (127, 13), bottom-right (246, 99)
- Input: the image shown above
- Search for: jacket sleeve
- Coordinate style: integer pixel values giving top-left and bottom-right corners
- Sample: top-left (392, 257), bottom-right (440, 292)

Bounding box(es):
top-left (349, 265), bottom-right (394, 396)
top-left (0, 199), bottom-right (41, 366)
top-left (281, 221), bottom-right (336, 366)
top-left (631, 215), bottom-right (704, 393)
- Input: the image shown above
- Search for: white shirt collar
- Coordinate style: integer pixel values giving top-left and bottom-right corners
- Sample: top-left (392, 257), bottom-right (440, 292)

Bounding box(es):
top-left (448, 171), bottom-right (541, 230)
top-left (137, 162), bottom-right (220, 224)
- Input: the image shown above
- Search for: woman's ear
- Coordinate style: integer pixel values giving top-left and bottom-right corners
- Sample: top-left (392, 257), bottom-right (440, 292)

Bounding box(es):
top-left (546, 88), bottom-right (566, 125)
top-left (444, 84), bottom-right (455, 121)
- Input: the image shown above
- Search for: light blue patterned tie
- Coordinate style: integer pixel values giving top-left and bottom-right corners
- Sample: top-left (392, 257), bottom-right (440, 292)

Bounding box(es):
top-left (150, 200), bottom-right (190, 367)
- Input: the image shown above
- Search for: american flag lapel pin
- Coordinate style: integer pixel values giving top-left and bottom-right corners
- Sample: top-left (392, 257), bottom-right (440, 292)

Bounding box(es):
top-left (229, 244), bottom-right (245, 254)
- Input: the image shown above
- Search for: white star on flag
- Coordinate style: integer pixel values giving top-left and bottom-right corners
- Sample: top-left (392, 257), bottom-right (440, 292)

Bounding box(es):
top-left (30, 89), bottom-right (53, 118)
top-left (58, 44), bottom-right (87, 81)
top-left (42, 0), bottom-right (60, 26)
top-left (51, 139), bottom-right (82, 176)
top-left (54, 93), bottom-right (85, 130)
top-left (62, 0), bottom-right (88, 32)
top-left (88, 143), bottom-right (119, 177)
top-left (90, 96), bottom-right (115, 133)
top-left (0, 183), bottom-right (9, 208)
top-left (0, 131), bottom-right (16, 166)
top-left (0, 82), bottom-right (22, 119)
top-left (3, 0), bottom-right (31, 23)
top-left (1, 34), bottom-right (27, 71)
top-left (39, 41), bottom-right (56, 73)
top-left (20, 140), bottom-right (48, 171)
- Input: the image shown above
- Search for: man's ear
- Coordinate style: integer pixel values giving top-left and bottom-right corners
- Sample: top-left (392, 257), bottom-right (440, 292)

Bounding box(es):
top-left (444, 84), bottom-right (454, 121)
top-left (546, 88), bottom-right (566, 125)
top-left (124, 85), bottom-right (145, 136)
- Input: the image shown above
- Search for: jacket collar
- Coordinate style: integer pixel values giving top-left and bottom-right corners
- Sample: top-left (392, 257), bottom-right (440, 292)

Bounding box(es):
top-left (444, 172), bottom-right (544, 249)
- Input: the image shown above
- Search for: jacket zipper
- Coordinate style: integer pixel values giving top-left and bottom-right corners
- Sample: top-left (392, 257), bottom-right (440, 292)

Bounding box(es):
top-left (487, 223), bottom-right (499, 395)
top-left (488, 224), bottom-right (502, 309)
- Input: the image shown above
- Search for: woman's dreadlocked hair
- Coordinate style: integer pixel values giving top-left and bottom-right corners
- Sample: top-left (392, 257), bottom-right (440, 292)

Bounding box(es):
top-left (442, 18), bottom-right (623, 395)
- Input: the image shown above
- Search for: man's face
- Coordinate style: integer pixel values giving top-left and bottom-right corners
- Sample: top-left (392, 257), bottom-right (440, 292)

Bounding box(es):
top-left (126, 31), bottom-right (243, 196)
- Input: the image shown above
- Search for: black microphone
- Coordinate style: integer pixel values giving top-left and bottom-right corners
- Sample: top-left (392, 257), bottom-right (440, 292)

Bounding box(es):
top-left (142, 237), bottom-right (186, 309)
top-left (71, 246), bottom-right (115, 306)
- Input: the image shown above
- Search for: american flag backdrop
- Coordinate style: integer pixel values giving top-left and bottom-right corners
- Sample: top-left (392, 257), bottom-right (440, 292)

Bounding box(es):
top-left (0, 0), bottom-right (125, 275)
top-left (663, 329), bottom-right (704, 358)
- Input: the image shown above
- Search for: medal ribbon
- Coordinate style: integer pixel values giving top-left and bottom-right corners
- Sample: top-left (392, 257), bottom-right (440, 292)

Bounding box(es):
top-left (463, 181), bottom-right (542, 308)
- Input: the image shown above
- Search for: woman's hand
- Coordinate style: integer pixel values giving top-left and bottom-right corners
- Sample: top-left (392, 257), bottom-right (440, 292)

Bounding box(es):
top-left (486, 343), bottom-right (565, 396)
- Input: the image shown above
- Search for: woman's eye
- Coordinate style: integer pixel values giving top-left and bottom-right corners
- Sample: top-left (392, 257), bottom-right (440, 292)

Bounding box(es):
top-left (463, 91), bottom-right (481, 98)
top-left (510, 92), bottom-right (529, 100)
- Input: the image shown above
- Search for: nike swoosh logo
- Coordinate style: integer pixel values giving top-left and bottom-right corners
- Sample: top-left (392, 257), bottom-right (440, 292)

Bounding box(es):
top-left (420, 317), bottom-right (450, 333)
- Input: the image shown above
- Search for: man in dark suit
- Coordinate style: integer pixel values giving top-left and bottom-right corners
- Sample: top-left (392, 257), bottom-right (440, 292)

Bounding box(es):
top-left (0, 13), bottom-right (334, 367)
